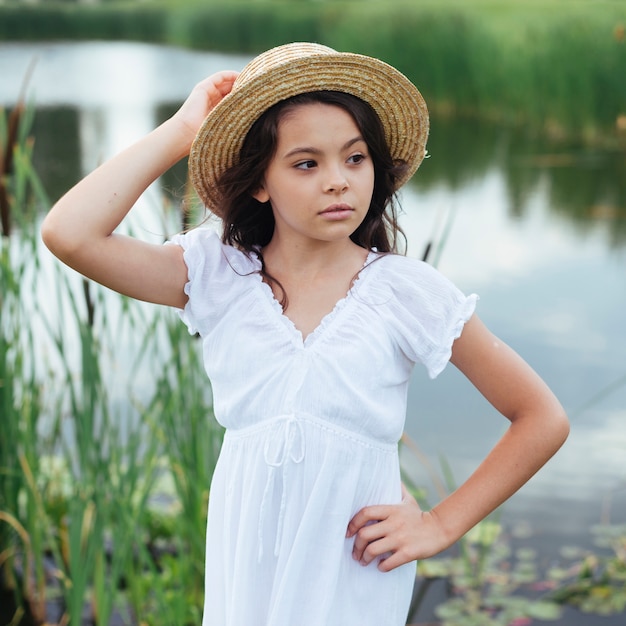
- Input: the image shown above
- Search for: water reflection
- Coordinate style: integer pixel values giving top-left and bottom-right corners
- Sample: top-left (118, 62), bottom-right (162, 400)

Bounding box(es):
top-left (0, 40), bottom-right (250, 108)
top-left (3, 41), bottom-right (625, 546)
top-left (418, 117), bottom-right (626, 247)
top-left (30, 108), bottom-right (81, 201)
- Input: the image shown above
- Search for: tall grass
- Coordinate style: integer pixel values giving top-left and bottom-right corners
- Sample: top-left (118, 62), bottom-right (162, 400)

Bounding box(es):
top-left (0, 95), bottom-right (50, 623)
top-left (0, 1), bottom-right (624, 140)
top-left (0, 96), bottom-right (221, 624)
top-left (321, 1), bottom-right (626, 141)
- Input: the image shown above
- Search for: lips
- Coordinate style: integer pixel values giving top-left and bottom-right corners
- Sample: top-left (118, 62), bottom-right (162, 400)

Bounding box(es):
top-left (319, 203), bottom-right (355, 219)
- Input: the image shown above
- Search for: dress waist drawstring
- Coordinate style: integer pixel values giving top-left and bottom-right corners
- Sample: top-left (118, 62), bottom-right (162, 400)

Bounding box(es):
top-left (257, 415), bottom-right (305, 562)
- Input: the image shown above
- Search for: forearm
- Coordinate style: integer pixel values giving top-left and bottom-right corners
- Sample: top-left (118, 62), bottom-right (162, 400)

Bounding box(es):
top-left (431, 408), bottom-right (569, 547)
top-left (41, 117), bottom-right (192, 261)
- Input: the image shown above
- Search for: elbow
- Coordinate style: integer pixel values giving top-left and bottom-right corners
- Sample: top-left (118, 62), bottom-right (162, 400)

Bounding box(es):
top-left (41, 211), bottom-right (76, 261)
top-left (546, 406), bottom-right (570, 455)
top-left (555, 408), bottom-right (570, 448)
top-left (40, 213), bottom-right (56, 252)
top-left (512, 401), bottom-right (570, 458)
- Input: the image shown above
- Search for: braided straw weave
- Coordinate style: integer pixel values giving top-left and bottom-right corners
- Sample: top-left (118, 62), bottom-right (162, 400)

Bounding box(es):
top-left (189, 42), bottom-right (429, 215)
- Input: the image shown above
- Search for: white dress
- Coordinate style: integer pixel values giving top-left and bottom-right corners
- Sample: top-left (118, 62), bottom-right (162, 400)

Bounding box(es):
top-left (169, 229), bottom-right (477, 626)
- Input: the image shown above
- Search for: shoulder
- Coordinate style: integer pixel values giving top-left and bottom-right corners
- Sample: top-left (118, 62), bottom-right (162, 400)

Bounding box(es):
top-left (365, 252), bottom-right (478, 338)
top-left (374, 252), bottom-right (437, 274)
top-left (168, 227), bottom-right (258, 274)
top-left (166, 228), bottom-right (259, 336)
top-left (368, 252), bottom-right (462, 297)
top-left (365, 253), bottom-right (478, 377)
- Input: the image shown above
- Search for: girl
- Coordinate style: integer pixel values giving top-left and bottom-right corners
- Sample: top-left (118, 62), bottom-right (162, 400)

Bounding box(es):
top-left (42, 43), bottom-right (569, 626)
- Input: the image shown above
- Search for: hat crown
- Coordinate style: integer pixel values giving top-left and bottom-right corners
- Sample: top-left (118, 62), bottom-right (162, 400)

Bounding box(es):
top-left (233, 42), bottom-right (336, 91)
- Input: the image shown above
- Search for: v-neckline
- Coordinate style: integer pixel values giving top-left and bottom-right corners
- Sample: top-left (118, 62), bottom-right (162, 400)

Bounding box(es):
top-left (255, 250), bottom-right (378, 348)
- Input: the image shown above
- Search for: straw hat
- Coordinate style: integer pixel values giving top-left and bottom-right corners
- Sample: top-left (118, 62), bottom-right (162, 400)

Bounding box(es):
top-left (189, 42), bottom-right (429, 215)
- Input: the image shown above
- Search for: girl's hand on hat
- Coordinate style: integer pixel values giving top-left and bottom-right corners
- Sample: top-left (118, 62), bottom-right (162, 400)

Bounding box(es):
top-left (172, 71), bottom-right (239, 152)
top-left (346, 483), bottom-right (451, 572)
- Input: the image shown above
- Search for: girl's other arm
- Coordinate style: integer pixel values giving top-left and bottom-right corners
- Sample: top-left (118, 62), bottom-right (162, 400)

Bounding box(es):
top-left (347, 313), bottom-right (569, 571)
top-left (41, 71), bottom-right (238, 308)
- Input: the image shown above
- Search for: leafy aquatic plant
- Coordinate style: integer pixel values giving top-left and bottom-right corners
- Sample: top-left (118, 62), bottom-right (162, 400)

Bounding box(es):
top-left (418, 522), bottom-right (562, 626)
top-left (401, 437), bottom-right (562, 625)
top-left (549, 524), bottom-right (626, 616)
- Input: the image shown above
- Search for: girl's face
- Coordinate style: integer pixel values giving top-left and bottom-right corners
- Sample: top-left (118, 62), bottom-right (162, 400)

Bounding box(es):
top-left (253, 102), bottom-right (375, 247)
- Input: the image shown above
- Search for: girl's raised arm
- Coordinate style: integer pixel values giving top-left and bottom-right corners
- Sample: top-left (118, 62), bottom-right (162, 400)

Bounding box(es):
top-left (41, 71), bottom-right (238, 309)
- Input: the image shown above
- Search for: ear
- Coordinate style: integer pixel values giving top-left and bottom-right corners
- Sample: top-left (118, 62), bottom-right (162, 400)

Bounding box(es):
top-left (253, 185), bottom-right (270, 203)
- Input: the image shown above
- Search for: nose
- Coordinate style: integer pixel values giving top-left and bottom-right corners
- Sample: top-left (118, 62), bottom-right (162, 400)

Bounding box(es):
top-left (324, 165), bottom-right (349, 193)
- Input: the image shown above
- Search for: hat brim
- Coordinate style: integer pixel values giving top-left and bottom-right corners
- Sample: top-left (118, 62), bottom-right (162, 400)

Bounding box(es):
top-left (189, 52), bottom-right (429, 215)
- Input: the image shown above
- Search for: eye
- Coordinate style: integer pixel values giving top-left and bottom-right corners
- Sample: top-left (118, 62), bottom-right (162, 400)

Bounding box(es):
top-left (347, 153), bottom-right (367, 165)
top-left (295, 160), bottom-right (317, 170)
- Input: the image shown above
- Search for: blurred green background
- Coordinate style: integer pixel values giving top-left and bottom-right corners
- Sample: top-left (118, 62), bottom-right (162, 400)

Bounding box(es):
top-left (1, 0), bottom-right (625, 141)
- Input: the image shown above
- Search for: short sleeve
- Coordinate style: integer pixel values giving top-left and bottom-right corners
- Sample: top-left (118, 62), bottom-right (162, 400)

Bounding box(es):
top-left (166, 228), bottom-right (254, 337)
top-left (367, 255), bottom-right (478, 379)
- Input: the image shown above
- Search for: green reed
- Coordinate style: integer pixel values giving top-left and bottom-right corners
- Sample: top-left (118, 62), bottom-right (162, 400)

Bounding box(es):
top-left (38, 211), bottom-right (222, 624)
top-left (0, 92), bottom-right (219, 623)
top-left (1, 0), bottom-right (624, 140)
top-left (127, 310), bottom-right (223, 624)
top-left (39, 272), bottom-right (144, 624)
top-left (0, 97), bottom-right (50, 623)
top-left (323, 0), bottom-right (626, 141)
top-left (14, 228), bottom-right (215, 624)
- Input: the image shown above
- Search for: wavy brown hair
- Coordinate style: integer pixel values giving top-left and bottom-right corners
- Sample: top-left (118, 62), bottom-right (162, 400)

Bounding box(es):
top-left (215, 91), bottom-right (408, 306)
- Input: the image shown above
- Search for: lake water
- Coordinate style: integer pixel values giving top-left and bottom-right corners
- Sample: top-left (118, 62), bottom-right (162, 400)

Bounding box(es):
top-left (2, 40), bottom-right (626, 620)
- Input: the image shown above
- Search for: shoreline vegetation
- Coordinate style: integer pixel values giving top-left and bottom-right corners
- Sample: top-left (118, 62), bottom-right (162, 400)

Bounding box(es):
top-left (1, 2), bottom-right (626, 625)
top-left (0, 0), bottom-right (625, 144)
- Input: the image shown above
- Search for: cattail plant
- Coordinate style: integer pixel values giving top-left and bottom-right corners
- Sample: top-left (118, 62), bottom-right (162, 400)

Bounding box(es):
top-left (0, 80), bottom-right (50, 623)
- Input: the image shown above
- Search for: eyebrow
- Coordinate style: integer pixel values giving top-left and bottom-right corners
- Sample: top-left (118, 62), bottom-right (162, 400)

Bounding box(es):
top-left (282, 136), bottom-right (366, 159)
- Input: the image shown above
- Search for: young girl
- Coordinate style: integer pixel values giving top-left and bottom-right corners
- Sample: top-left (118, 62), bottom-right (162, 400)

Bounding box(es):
top-left (42, 43), bottom-right (569, 626)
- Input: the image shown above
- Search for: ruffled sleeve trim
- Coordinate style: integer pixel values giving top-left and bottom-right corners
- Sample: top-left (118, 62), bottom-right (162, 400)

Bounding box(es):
top-left (362, 254), bottom-right (479, 379)
top-left (166, 228), bottom-right (255, 337)
top-left (426, 292), bottom-right (478, 379)
top-left (167, 231), bottom-right (202, 335)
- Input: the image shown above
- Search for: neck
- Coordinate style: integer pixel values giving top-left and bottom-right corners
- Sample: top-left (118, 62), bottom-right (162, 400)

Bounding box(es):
top-left (262, 236), bottom-right (365, 278)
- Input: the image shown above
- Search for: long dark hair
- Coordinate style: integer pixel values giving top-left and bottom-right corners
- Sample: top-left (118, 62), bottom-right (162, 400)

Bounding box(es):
top-left (215, 91), bottom-right (408, 306)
